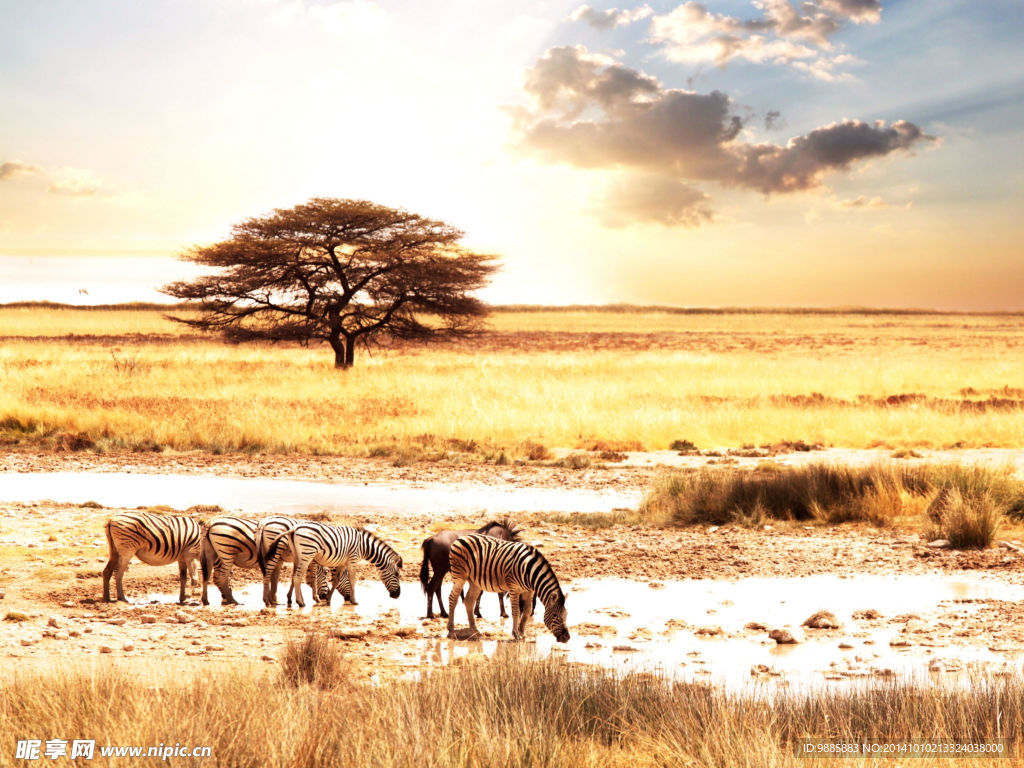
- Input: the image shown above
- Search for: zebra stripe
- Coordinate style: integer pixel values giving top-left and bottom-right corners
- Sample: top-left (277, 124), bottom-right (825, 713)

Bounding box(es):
top-left (201, 516), bottom-right (344, 606)
top-left (254, 516), bottom-right (351, 607)
top-left (447, 534), bottom-right (569, 642)
top-left (102, 511), bottom-right (202, 604)
top-left (263, 522), bottom-right (402, 608)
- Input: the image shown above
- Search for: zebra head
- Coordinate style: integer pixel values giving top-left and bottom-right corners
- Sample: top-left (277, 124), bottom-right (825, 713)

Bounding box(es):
top-left (544, 592), bottom-right (570, 643)
top-left (380, 554), bottom-right (403, 599)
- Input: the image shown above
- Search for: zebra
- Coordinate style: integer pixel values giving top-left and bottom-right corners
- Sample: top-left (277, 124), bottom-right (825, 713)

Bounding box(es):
top-left (419, 518), bottom-right (523, 619)
top-left (200, 516), bottom-right (349, 606)
top-left (259, 521), bottom-right (402, 609)
top-left (254, 516), bottom-right (354, 607)
top-left (102, 511), bottom-right (202, 604)
top-left (447, 534), bottom-right (569, 643)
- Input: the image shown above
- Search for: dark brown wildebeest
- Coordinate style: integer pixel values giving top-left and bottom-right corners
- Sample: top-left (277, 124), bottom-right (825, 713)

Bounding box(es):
top-left (419, 519), bottom-right (522, 619)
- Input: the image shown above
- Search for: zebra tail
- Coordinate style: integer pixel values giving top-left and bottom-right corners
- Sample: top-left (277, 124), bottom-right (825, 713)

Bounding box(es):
top-left (419, 540), bottom-right (432, 594)
top-left (103, 518), bottom-right (115, 557)
top-left (200, 530), bottom-right (213, 584)
top-left (259, 527), bottom-right (297, 577)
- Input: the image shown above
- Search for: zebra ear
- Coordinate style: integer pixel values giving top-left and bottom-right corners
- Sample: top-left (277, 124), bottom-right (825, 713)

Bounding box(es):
top-left (563, 590), bottom-right (569, 603)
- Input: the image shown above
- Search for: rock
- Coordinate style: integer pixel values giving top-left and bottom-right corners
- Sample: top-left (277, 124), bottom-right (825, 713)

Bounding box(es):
top-left (261, 654), bottom-right (275, 661)
top-left (852, 609), bottom-right (881, 620)
top-left (695, 625), bottom-right (723, 637)
top-left (803, 611), bottom-right (841, 629)
top-left (54, 631), bottom-right (69, 641)
top-left (99, 645), bottom-right (114, 654)
top-left (122, 642), bottom-right (135, 652)
top-left (750, 664), bottom-right (770, 675)
top-left (61, 601), bottom-right (74, 608)
top-left (745, 621), bottom-right (769, 631)
top-left (889, 639), bottom-right (911, 648)
top-left (926, 539), bottom-right (950, 548)
top-left (185, 649), bottom-right (205, 656)
top-left (769, 627), bottom-right (805, 644)
top-left (47, 616), bottom-right (62, 628)
top-left (612, 645), bottom-right (639, 652)
top-left (19, 638), bottom-right (37, 647)
top-left (205, 644), bottom-right (225, 652)
top-left (106, 617), bottom-right (126, 626)
top-left (174, 611), bottom-right (192, 624)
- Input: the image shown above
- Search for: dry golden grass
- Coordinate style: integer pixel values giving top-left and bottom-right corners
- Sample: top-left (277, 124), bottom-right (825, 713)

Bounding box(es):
top-left (1, 654), bottom-right (1021, 767)
top-left (1, 307), bottom-right (1023, 455)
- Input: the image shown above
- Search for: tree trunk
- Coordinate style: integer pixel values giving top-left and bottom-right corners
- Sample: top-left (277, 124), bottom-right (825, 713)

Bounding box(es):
top-left (329, 334), bottom-right (349, 369)
top-left (343, 333), bottom-right (356, 368)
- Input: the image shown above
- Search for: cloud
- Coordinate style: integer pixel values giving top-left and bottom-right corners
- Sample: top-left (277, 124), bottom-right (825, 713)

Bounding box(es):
top-left (599, 175), bottom-right (712, 227)
top-left (0, 161), bottom-right (44, 180)
top-left (732, 119), bottom-right (934, 193)
top-left (649, 0), bottom-right (881, 78)
top-left (512, 46), bottom-right (935, 226)
top-left (569, 4), bottom-right (653, 30)
top-left (1, 159), bottom-right (109, 198)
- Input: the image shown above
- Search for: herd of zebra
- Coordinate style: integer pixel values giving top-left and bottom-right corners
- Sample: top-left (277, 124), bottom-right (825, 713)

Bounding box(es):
top-left (100, 510), bottom-right (570, 642)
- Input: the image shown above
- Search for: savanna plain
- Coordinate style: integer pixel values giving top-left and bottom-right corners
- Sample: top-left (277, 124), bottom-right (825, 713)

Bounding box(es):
top-left (4, 306), bottom-right (1024, 766)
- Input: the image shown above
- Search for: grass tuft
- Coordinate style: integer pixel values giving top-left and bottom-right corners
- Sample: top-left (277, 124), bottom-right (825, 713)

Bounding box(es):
top-left (280, 632), bottom-right (350, 690)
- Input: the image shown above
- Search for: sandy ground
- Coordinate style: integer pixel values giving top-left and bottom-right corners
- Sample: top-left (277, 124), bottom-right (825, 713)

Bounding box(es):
top-left (3, 450), bottom-right (1024, 684)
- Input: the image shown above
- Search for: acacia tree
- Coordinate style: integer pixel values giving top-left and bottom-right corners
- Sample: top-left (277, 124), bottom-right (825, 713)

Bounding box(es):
top-left (162, 198), bottom-right (499, 368)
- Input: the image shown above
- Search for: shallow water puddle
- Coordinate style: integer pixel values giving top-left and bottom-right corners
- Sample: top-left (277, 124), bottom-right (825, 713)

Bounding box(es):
top-left (171, 572), bottom-right (1024, 692)
top-left (0, 471), bottom-right (638, 517)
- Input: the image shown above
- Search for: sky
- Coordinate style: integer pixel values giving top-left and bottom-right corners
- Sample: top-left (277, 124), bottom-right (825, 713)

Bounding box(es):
top-left (1, 0), bottom-right (1022, 309)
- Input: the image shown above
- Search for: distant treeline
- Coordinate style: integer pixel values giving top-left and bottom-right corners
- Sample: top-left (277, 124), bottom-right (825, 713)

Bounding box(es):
top-left (1, 300), bottom-right (1021, 316)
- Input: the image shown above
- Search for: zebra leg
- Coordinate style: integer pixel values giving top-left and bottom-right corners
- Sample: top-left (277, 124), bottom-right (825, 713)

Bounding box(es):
top-left (346, 566), bottom-right (357, 605)
top-left (291, 561), bottom-right (308, 608)
top-left (113, 553), bottom-right (132, 603)
top-left (509, 590), bottom-right (523, 640)
top-left (518, 590), bottom-right (536, 639)
top-left (464, 584), bottom-right (483, 637)
top-left (447, 577), bottom-right (466, 638)
top-left (217, 560), bottom-right (237, 605)
top-left (178, 557), bottom-right (190, 604)
top-left (266, 562), bottom-right (282, 606)
top-left (102, 551), bottom-right (119, 603)
top-left (497, 592), bottom-right (508, 619)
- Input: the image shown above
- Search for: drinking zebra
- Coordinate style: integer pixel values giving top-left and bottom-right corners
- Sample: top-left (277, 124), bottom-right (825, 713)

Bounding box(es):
top-left (419, 518), bottom-right (522, 619)
top-left (102, 511), bottom-right (202, 604)
top-left (201, 516), bottom-right (348, 606)
top-left (447, 534), bottom-right (569, 642)
top-left (259, 521), bottom-right (402, 609)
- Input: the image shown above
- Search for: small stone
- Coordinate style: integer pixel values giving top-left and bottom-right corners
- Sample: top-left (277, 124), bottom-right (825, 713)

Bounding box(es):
top-left (205, 644), bottom-right (225, 652)
top-left (926, 539), bottom-right (950, 548)
top-left (852, 609), bottom-right (881, 620)
top-left (140, 614), bottom-right (158, 624)
top-left (224, 619), bottom-right (248, 627)
top-left (20, 638), bottom-right (37, 647)
top-left (695, 625), bottom-right (723, 637)
top-left (768, 627), bottom-right (805, 644)
top-left (47, 616), bottom-right (62, 628)
top-left (261, 654), bottom-right (275, 661)
top-left (122, 641), bottom-right (135, 652)
top-left (185, 649), bottom-right (205, 656)
top-left (54, 631), bottom-right (70, 641)
top-left (838, 639), bottom-right (856, 649)
top-left (174, 611), bottom-right (192, 624)
top-left (106, 617), bottom-right (127, 626)
top-left (612, 645), bottom-right (639, 652)
top-left (889, 639), bottom-right (911, 648)
top-left (803, 611), bottom-right (841, 630)
top-left (99, 645), bottom-right (114, 654)
top-left (745, 621), bottom-right (768, 631)
top-left (61, 601), bottom-right (74, 608)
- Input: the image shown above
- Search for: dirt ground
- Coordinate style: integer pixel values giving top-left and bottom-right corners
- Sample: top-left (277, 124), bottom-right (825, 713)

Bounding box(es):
top-left (3, 450), bottom-right (1024, 684)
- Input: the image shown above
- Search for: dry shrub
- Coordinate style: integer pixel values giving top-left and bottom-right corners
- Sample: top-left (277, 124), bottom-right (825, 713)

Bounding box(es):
top-left (925, 486), bottom-right (1002, 549)
top-left (280, 632), bottom-right (350, 690)
top-left (520, 440), bottom-right (551, 461)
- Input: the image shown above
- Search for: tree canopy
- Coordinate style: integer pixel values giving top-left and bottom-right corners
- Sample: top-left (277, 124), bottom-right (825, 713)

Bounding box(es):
top-left (162, 198), bottom-right (499, 367)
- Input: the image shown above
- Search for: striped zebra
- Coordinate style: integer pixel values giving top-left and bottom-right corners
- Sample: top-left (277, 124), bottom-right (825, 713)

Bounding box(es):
top-left (259, 521), bottom-right (402, 609)
top-left (200, 516), bottom-right (349, 606)
top-left (102, 511), bottom-right (202, 604)
top-left (447, 534), bottom-right (569, 642)
top-left (253, 516), bottom-right (351, 607)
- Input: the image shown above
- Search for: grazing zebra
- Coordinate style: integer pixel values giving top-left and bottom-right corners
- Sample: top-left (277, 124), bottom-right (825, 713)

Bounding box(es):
top-left (200, 516), bottom-right (348, 606)
top-left (259, 522), bottom-right (402, 609)
top-left (254, 516), bottom-right (353, 607)
top-left (102, 511), bottom-right (202, 604)
top-left (447, 534), bottom-right (569, 643)
top-left (419, 518), bottom-right (522, 619)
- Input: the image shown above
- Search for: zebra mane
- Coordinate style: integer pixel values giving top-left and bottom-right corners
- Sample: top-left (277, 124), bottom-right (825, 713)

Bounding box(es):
top-left (475, 517), bottom-right (522, 541)
top-left (355, 527), bottom-right (401, 561)
top-left (520, 540), bottom-right (564, 603)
